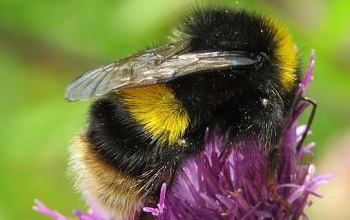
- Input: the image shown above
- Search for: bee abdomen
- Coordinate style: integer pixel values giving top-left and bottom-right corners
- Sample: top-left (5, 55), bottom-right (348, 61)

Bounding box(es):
top-left (69, 134), bottom-right (144, 220)
top-left (75, 96), bottom-right (195, 218)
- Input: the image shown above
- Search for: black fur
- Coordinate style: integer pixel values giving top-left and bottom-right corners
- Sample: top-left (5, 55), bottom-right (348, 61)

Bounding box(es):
top-left (170, 8), bottom-right (300, 148)
top-left (87, 96), bottom-right (205, 196)
top-left (183, 9), bottom-right (277, 59)
top-left (85, 8), bottom-right (300, 210)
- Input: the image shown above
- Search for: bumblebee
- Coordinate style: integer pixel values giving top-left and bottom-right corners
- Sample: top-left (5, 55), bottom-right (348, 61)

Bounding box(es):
top-left (66, 8), bottom-right (307, 220)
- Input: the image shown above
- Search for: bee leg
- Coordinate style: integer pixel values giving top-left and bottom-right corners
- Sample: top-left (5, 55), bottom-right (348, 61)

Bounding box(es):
top-left (267, 180), bottom-right (291, 214)
top-left (297, 97), bottom-right (317, 150)
top-left (267, 148), bottom-right (291, 213)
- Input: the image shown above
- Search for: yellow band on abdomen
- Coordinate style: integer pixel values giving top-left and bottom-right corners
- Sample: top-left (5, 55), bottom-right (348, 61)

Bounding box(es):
top-left (118, 84), bottom-right (189, 147)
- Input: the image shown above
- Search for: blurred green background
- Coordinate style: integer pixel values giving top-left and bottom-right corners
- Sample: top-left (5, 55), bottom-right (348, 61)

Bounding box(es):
top-left (0, 0), bottom-right (349, 219)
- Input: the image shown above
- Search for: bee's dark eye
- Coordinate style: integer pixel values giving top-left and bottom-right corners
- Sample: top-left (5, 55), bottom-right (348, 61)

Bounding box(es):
top-left (255, 52), bottom-right (270, 69)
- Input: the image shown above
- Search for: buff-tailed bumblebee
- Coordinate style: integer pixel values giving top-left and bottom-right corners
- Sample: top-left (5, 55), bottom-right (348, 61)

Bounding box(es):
top-left (66, 7), bottom-right (315, 220)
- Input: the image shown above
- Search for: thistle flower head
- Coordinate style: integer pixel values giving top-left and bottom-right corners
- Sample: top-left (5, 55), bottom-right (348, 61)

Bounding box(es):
top-left (34, 52), bottom-right (333, 220)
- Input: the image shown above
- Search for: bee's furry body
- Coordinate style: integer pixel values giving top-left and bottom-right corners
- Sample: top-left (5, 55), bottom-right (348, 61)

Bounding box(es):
top-left (68, 8), bottom-right (300, 220)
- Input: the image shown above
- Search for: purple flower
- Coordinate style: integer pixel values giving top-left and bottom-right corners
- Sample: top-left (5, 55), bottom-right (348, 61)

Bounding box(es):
top-left (33, 199), bottom-right (103, 220)
top-left (34, 52), bottom-right (332, 220)
top-left (144, 51), bottom-right (333, 220)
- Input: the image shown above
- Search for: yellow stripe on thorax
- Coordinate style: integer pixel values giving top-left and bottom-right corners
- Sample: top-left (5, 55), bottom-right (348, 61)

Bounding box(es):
top-left (267, 19), bottom-right (298, 92)
top-left (118, 84), bottom-right (189, 147)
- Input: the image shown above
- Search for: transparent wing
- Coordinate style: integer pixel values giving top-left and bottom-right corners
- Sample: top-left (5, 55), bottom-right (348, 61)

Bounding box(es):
top-left (65, 40), bottom-right (259, 101)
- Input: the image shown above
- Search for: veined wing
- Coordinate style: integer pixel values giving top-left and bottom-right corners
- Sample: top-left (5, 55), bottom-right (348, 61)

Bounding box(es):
top-left (65, 40), bottom-right (259, 101)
